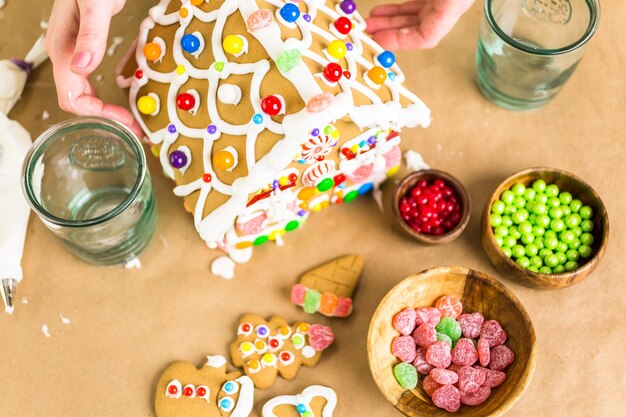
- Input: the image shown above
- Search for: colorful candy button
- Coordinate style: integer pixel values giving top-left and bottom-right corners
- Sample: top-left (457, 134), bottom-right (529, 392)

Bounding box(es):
top-left (213, 149), bottom-right (236, 171)
top-left (143, 42), bottom-right (162, 61)
top-left (261, 95), bottom-right (282, 116)
top-left (137, 95), bottom-right (157, 115)
top-left (279, 3), bottom-right (300, 23)
top-left (327, 40), bottom-right (347, 60)
top-left (181, 33), bottom-right (201, 54)
top-left (367, 66), bottom-right (387, 85)
top-left (377, 51), bottom-right (396, 68)
top-left (223, 35), bottom-right (245, 55)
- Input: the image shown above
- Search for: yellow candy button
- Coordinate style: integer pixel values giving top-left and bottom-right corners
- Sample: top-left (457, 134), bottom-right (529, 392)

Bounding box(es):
top-left (223, 35), bottom-right (245, 56)
top-left (327, 40), bottom-right (347, 60)
top-left (298, 323), bottom-right (309, 333)
top-left (137, 95), bottom-right (157, 115)
top-left (241, 342), bottom-right (253, 352)
top-left (262, 353), bottom-right (275, 363)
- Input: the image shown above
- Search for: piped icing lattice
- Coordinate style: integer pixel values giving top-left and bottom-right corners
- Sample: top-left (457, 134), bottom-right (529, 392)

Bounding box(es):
top-left (117, 0), bottom-right (430, 271)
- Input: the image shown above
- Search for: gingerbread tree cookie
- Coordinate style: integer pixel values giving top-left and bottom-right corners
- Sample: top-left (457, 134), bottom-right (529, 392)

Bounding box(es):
top-left (117, 0), bottom-right (430, 272)
top-left (291, 254), bottom-right (364, 317)
top-left (155, 355), bottom-right (254, 417)
top-left (262, 385), bottom-right (337, 417)
top-left (230, 314), bottom-right (334, 388)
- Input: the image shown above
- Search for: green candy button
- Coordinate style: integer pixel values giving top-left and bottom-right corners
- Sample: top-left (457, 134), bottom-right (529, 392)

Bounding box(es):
top-left (285, 220), bottom-right (300, 232)
top-left (344, 190), bottom-right (359, 202)
top-left (254, 235), bottom-right (268, 246)
top-left (317, 178), bottom-right (335, 192)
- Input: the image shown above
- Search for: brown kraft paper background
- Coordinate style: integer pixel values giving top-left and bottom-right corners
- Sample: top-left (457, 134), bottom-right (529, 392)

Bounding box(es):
top-left (0, 0), bottom-right (625, 416)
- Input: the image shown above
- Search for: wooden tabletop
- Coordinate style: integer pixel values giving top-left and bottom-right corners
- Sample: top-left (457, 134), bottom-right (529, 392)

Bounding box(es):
top-left (1, 0), bottom-right (624, 416)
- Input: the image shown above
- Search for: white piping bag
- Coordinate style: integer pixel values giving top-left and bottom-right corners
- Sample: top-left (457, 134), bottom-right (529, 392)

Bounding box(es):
top-left (0, 35), bottom-right (48, 314)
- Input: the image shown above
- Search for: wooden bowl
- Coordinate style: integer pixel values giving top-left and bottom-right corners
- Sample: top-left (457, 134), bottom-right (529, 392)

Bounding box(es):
top-left (482, 167), bottom-right (609, 289)
top-left (367, 267), bottom-right (536, 417)
top-left (393, 170), bottom-right (471, 244)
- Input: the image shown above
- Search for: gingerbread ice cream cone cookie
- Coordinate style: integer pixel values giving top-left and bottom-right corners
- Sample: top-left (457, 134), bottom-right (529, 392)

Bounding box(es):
top-left (230, 314), bottom-right (334, 388)
top-left (291, 254), bottom-right (364, 317)
top-left (116, 0), bottom-right (430, 274)
top-left (155, 355), bottom-right (254, 417)
top-left (262, 385), bottom-right (337, 417)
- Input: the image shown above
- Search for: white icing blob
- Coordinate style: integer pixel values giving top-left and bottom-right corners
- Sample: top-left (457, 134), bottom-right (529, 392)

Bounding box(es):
top-left (59, 314), bottom-right (70, 324)
top-left (301, 345), bottom-right (316, 359)
top-left (231, 376), bottom-right (254, 417)
top-left (124, 257), bottom-right (142, 269)
top-left (186, 89), bottom-right (201, 115)
top-left (211, 256), bottom-right (236, 279)
top-left (206, 355), bottom-right (227, 368)
top-left (151, 36), bottom-right (167, 63)
top-left (147, 93), bottom-right (160, 116)
top-left (217, 83), bottom-right (242, 105)
top-left (403, 150), bottom-right (430, 172)
top-left (190, 31), bottom-right (205, 59)
top-left (165, 380), bottom-right (182, 399)
top-left (41, 324), bottom-right (50, 338)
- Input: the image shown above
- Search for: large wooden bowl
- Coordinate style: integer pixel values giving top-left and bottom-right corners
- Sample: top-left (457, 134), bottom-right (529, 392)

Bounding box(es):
top-left (393, 170), bottom-right (471, 244)
top-left (367, 267), bottom-right (536, 417)
top-left (482, 167), bottom-right (609, 289)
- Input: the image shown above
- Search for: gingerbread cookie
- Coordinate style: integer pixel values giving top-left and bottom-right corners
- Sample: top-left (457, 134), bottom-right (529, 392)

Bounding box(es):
top-left (155, 355), bottom-right (254, 417)
top-left (262, 385), bottom-right (337, 417)
top-left (230, 314), bottom-right (334, 388)
top-left (116, 0), bottom-right (431, 272)
top-left (291, 254), bottom-right (363, 317)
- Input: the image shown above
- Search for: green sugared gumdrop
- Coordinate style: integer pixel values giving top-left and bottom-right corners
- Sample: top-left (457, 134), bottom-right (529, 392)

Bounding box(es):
top-left (276, 49), bottom-right (301, 72)
top-left (435, 317), bottom-right (462, 341)
top-left (393, 362), bottom-right (417, 389)
top-left (303, 289), bottom-right (321, 314)
top-left (436, 332), bottom-right (452, 346)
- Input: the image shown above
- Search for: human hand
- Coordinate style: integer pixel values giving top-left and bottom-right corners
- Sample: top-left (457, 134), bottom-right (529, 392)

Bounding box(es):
top-left (46, 0), bottom-right (143, 138)
top-left (366, 0), bottom-right (475, 50)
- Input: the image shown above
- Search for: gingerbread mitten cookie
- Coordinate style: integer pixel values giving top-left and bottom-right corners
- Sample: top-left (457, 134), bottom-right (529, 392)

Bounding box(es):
top-left (262, 385), bottom-right (337, 417)
top-left (155, 355), bottom-right (254, 417)
top-left (230, 314), bottom-right (334, 388)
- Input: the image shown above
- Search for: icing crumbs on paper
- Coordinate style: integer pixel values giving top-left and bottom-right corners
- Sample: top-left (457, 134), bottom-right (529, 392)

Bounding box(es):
top-left (107, 36), bottom-right (124, 57)
top-left (211, 256), bottom-right (235, 280)
top-left (21, 296), bottom-right (28, 304)
top-left (40, 20), bottom-right (48, 30)
top-left (41, 324), bottom-right (51, 338)
top-left (41, 110), bottom-right (50, 120)
top-left (59, 314), bottom-right (70, 324)
top-left (404, 150), bottom-right (430, 172)
top-left (124, 257), bottom-right (142, 269)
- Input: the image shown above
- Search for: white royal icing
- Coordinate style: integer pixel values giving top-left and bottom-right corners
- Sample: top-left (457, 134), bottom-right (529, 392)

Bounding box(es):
top-left (206, 355), bottom-right (228, 368)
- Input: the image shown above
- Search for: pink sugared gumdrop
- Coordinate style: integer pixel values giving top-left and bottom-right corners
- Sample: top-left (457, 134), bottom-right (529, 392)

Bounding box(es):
top-left (460, 386), bottom-right (491, 406)
top-left (413, 347), bottom-right (433, 375)
top-left (308, 324), bottom-right (334, 351)
top-left (413, 323), bottom-right (437, 348)
top-left (425, 341), bottom-right (452, 369)
top-left (423, 375), bottom-right (442, 397)
top-left (334, 297), bottom-right (352, 317)
top-left (306, 93), bottom-right (334, 113)
top-left (290, 284), bottom-right (307, 305)
top-left (451, 338), bottom-right (478, 366)
top-left (478, 338), bottom-right (490, 367)
top-left (415, 307), bottom-right (441, 326)
top-left (457, 312), bottom-right (485, 339)
top-left (392, 307), bottom-right (417, 336)
top-left (391, 335), bottom-right (417, 363)
top-left (430, 368), bottom-right (459, 385)
top-left (457, 365), bottom-right (486, 394)
top-left (432, 384), bottom-right (461, 412)
top-left (475, 366), bottom-right (507, 387)
top-left (246, 9), bottom-right (273, 32)
top-left (489, 345), bottom-right (515, 371)
top-left (480, 320), bottom-right (507, 348)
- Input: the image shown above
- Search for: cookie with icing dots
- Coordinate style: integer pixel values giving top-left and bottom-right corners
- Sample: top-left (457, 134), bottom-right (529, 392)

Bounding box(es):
top-left (117, 0), bottom-right (431, 274)
top-left (155, 355), bottom-right (254, 417)
top-left (230, 314), bottom-right (334, 388)
top-left (262, 385), bottom-right (337, 417)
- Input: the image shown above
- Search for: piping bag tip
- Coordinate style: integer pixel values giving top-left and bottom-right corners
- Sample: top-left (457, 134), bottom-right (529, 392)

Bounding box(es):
top-left (1, 279), bottom-right (16, 315)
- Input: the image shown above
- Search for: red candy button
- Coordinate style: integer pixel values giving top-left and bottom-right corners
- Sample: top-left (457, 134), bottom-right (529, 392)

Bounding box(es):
top-left (176, 93), bottom-right (195, 111)
top-left (261, 95), bottom-right (282, 116)
top-left (333, 16), bottom-right (352, 35)
top-left (323, 62), bottom-right (343, 83)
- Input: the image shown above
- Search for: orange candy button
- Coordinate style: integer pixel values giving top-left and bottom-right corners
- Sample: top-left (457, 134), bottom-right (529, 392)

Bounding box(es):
top-left (143, 42), bottom-right (162, 61)
top-left (213, 149), bottom-right (235, 171)
top-left (190, 0), bottom-right (204, 5)
top-left (367, 66), bottom-right (387, 85)
top-left (298, 187), bottom-right (315, 201)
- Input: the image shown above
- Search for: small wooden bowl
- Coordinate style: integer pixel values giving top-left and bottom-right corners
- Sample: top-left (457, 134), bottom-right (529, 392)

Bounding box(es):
top-left (482, 167), bottom-right (609, 289)
top-left (393, 170), bottom-right (471, 244)
top-left (368, 267), bottom-right (536, 417)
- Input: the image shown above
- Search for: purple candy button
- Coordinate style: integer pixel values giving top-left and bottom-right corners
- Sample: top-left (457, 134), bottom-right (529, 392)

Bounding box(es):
top-left (169, 150), bottom-right (187, 169)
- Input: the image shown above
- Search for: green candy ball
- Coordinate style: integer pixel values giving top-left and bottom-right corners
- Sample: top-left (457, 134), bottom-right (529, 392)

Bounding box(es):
top-left (509, 227), bottom-right (522, 240)
top-left (516, 256), bottom-right (531, 269)
top-left (565, 213), bottom-right (582, 228)
top-left (570, 199), bottom-right (583, 212)
top-left (511, 244), bottom-right (525, 259)
top-left (519, 221), bottom-right (533, 235)
top-left (532, 226), bottom-right (545, 236)
top-left (553, 265), bottom-right (566, 274)
top-left (572, 227), bottom-right (583, 237)
top-left (544, 236), bottom-right (558, 250)
top-left (569, 239), bottom-right (581, 250)
top-left (560, 230), bottom-right (576, 245)
top-left (581, 219), bottom-right (594, 232)
top-left (539, 248), bottom-right (553, 259)
top-left (528, 266), bottom-right (539, 273)
top-left (545, 184), bottom-right (559, 198)
top-left (501, 215), bottom-right (514, 227)
top-left (545, 254), bottom-right (559, 268)
top-left (556, 241), bottom-right (569, 253)
top-left (556, 252), bottom-right (567, 265)
top-left (494, 226), bottom-right (509, 237)
top-left (504, 236), bottom-right (517, 248)
top-left (521, 233), bottom-right (535, 245)
top-left (524, 188), bottom-right (536, 201)
top-left (564, 261), bottom-right (579, 272)
top-left (535, 193), bottom-right (548, 205)
top-left (491, 200), bottom-right (505, 214)
top-left (512, 210), bottom-right (528, 224)
top-left (501, 190), bottom-right (515, 205)
top-left (549, 206), bottom-right (564, 220)
top-left (539, 266), bottom-right (552, 274)
top-left (562, 206), bottom-right (572, 217)
top-left (559, 192), bottom-right (573, 205)
top-left (435, 317), bottom-right (462, 341)
top-left (547, 197), bottom-right (561, 208)
top-left (502, 247), bottom-right (513, 258)
top-left (578, 244), bottom-right (593, 258)
top-left (566, 249), bottom-right (580, 262)
top-left (512, 183), bottom-right (526, 196)
top-left (532, 203), bottom-right (548, 216)
top-left (580, 206), bottom-right (593, 219)
top-left (550, 219), bottom-right (565, 232)
top-left (494, 235), bottom-right (504, 247)
top-left (514, 196), bottom-right (526, 209)
top-left (530, 255), bottom-right (543, 268)
top-left (525, 244), bottom-right (539, 257)
top-left (581, 232), bottom-right (594, 246)
top-left (532, 179), bottom-right (547, 193)
top-left (536, 214), bottom-right (551, 229)
top-left (490, 214), bottom-right (502, 227)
